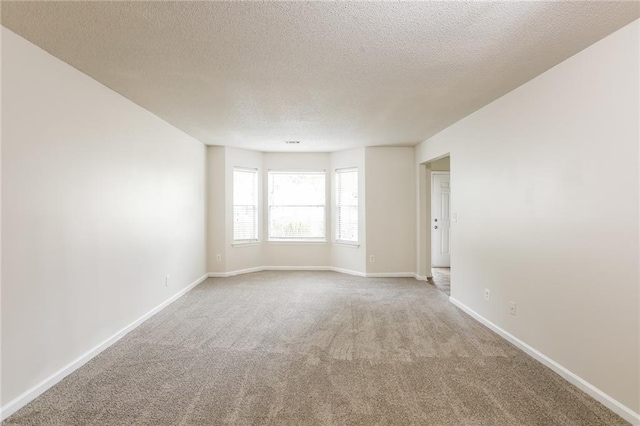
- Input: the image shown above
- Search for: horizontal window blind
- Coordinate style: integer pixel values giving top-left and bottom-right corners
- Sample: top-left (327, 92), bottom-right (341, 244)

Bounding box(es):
top-left (233, 168), bottom-right (258, 241)
top-left (268, 171), bottom-right (326, 240)
top-left (336, 168), bottom-right (358, 242)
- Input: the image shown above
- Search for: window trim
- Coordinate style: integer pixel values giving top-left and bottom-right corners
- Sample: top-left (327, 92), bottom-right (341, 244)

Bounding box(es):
top-left (267, 169), bottom-right (327, 242)
top-left (335, 167), bottom-right (359, 245)
top-left (232, 166), bottom-right (259, 243)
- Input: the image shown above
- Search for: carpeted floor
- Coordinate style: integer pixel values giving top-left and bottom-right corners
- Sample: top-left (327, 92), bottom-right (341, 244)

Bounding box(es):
top-left (429, 267), bottom-right (451, 296)
top-left (4, 271), bottom-right (627, 425)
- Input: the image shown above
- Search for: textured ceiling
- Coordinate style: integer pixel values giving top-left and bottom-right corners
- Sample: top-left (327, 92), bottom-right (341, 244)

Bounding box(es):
top-left (2, 1), bottom-right (639, 152)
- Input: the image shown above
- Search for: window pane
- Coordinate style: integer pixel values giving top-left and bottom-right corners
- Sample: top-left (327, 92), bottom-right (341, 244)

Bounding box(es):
top-left (269, 206), bottom-right (325, 239)
top-left (233, 168), bottom-right (258, 241)
top-left (234, 205), bottom-right (257, 240)
top-left (269, 172), bottom-right (325, 205)
top-left (268, 171), bottom-right (326, 240)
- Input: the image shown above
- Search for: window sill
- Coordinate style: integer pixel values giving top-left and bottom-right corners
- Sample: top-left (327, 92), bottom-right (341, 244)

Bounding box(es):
top-left (334, 241), bottom-right (360, 248)
top-left (232, 241), bottom-right (260, 247)
top-left (267, 240), bottom-right (327, 245)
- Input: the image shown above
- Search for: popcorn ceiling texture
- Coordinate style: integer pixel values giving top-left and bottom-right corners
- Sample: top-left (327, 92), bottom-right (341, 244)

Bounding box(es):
top-left (2, 2), bottom-right (638, 152)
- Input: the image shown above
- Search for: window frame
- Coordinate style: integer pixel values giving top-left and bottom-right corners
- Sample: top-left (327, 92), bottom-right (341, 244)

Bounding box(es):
top-left (267, 169), bottom-right (327, 242)
top-left (232, 166), bottom-right (259, 244)
top-left (335, 167), bottom-right (359, 245)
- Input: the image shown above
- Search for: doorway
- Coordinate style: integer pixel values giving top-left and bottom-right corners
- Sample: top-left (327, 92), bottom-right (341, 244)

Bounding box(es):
top-left (426, 156), bottom-right (451, 296)
top-left (431, 172), bottom-right (451, 268)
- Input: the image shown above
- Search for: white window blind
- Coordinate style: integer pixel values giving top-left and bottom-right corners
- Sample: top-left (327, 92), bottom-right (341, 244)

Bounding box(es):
top-left (336, 168), bottom-right (358, 243)
top-left (268, 171), bottom-right (326, 240)
top-left (233, 168), bottom-right (258, 241)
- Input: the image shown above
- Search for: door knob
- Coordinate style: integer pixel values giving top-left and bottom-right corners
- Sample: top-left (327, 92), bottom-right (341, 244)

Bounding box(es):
top-left (434, 226), bottom-right (438, 229)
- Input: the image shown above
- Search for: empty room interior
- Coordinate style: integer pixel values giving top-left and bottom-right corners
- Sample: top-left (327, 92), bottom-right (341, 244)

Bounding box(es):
top-left (1, 2), bottom-right (639, 425)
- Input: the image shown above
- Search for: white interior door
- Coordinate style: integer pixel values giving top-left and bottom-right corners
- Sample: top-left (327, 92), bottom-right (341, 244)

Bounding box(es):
top-left (431, 172), bottom-right (451, 267)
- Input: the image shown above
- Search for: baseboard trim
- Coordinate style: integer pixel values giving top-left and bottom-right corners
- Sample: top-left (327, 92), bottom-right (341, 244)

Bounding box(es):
top-left (0, 273), bottom-right (209, 422)
top-left (263, 266), bottom-right (332, 272)
top-left (208, 267), bottom-right (263, 278)
top-left (209, 267), bottom-right (420, 279)
top-left (449, 297), bottom-right (640, 425)
top-left (366, 272), bottom-right (416, 278)
top-left (414, 274), bottom-right (428, 281)
top-left (330, 267), bottom-right (367, 277)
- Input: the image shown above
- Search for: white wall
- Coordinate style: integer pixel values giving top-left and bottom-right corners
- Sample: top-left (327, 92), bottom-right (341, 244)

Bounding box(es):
top-left (207, 146), bottom-right (226, 273)
top-left (365, 147), bottom-right (416, 275)
top-left (416, 162), bottom-right (430, 279)
top-left (0, 24), bottom-right (4, 412)
top-left (416, 20), bottom-right (639, 416)
top-left (1, 28), bottom-right (207, 408)
top-left (331, 149), bottom-right (367, 274)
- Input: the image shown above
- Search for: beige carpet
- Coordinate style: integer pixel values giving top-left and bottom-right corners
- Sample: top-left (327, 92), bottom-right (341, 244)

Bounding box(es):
top-left (429, 267), bottom-right (451, 296)
top-left (4, 271), bottom-right (627, 425)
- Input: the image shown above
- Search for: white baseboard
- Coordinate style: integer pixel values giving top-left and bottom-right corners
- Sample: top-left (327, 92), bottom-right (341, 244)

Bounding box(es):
top-left (209, 266), bottom-right (370, 278)
top-left (209, 266), bottom-right (328, 277)
top-left (208, 267), bottom-right (263, 278)
top-left (0, 273), bottom-right (209, 422)
top-left (449, 297), bottom-right (640, 426)
top-left (366, 272), bottom-right (415, 278)
top-left (330, 267), bottom-right (367, 277)
top-left (263, 266), bottom-right (332, 272)
top-left (208, 267), bottom-right (424, 280)
top-left (414, 274), bottom-right (428, 281)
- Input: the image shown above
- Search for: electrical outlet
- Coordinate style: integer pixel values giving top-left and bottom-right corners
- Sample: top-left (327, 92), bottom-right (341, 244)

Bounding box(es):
top-left (369, 255), bottom-right (375, 263)
top-left (509, 301), bottom-right (517, 316)
top-left (216, 254), bottom-right (222, 262)
top-left (165, 275), bottom-right (170, 287)
top-left (484, 288), bottom-right (490, 301)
